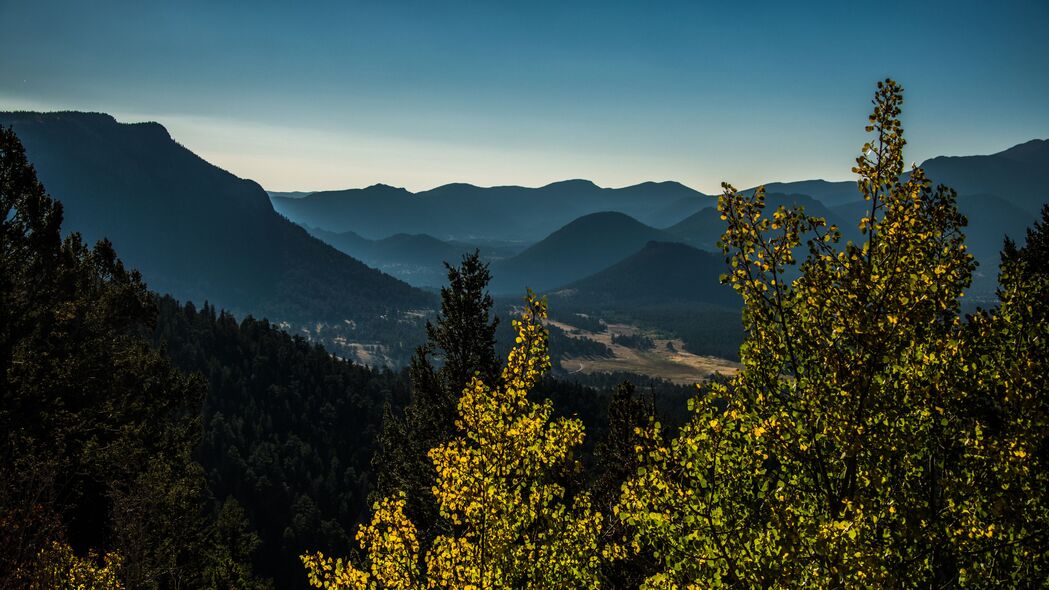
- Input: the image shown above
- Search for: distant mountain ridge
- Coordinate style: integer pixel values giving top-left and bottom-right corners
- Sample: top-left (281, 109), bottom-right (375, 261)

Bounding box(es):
top-left (920, 139), bottom-right (1049, 215)
top-left (8, 109), bottom-right (1042, 318)
top-left (271, 178), bottom-right (712, 241)
top-left (0, 111), bottom-right (433, 323)
top-left (306, 226), bottom-right (472, 287)
top-left (744, 180), bottom-right (861, 207)
top-left (287, 138), bottom-right (1046, 300)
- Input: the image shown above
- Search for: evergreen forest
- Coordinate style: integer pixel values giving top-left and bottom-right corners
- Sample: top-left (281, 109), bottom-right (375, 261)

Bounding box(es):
top-left (2, 81), bottom-right (1046, 589)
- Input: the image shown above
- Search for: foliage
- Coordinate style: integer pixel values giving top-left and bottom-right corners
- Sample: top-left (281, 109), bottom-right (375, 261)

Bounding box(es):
top-left (592, 383), bottom-right (662, 588)
top-left (616, 79), bottom-right (1047, 588)
top-left (203, 498), bottom-right (271, 590)
top-left (371, 251), bottom-right (501, 548)
top-left (25, 542), bottom-right (124, 590)
top-left (0, 125), bottom-right (220, 588)
top-left (153, 295), bottom-right (403, 589)
top-left (949, 204), bottom-right (1049, 583)
top-left (303, 294), bottom-right (603, 588)
top-left (153, 284), bottom-right (682, 590)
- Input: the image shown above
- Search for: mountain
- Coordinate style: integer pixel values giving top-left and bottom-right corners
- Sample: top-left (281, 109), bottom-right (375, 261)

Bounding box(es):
top-left (307, 227), bottom-right (469, 287)
top-left (954, 193), bottom-right (1036, 288)
top-left (646, 195), bottom-right (713, 228)
top-left (306, 227), bottom-right (375, 257)
top-left (745, 179), bottom-right (861, 207)
top-left (266, 190), bottom-right (314, 199)
top-left (489, 212), bottom-right (684, 294)
top-left (920, 139), bottom-right (1049, 215)
top-left (0, 111), bottom-right (432, 323)
top-left (272, 183), bottom-right (425, 237)
top-left (736, 140), bottom-right (1049, 215)
top-left (666, 192), bottom-right (841, 249)
top-left (272, 179), bottom-right (709, 242)
top-left (552, 241), bottom-right (736, 309)
top-left (663, 207), bottom-right (722, 250)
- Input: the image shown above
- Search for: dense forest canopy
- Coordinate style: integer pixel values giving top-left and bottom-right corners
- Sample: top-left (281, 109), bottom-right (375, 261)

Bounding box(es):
top-left (3, 79), bottom-right (1047, 589)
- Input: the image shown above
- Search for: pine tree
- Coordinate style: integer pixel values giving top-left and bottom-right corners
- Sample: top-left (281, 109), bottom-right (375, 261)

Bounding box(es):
top-left (371, 251), bottom-right (500, 546)
top-left (203, 498), bottom-right (271, 590)
top-left (592, 382), bottom-right (660, 589)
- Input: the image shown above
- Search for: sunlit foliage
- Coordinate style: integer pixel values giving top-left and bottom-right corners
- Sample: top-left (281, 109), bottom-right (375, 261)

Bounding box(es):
top-left (303, 294), bottom-right (602, 588)
top-left (615, 80), bottom-right (1048, 588)
top-left (25, 542), bottom-right (124, 590)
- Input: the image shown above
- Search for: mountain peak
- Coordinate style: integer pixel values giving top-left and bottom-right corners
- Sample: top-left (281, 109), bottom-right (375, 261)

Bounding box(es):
top-left (542, 179), bottom-right (599, 190)
top-left (996, 138), bottom-right (1049, 164)
top-left (429, 182), bottom-right (481, 191)
top-left (626, 180), bottom-right (688, 189)
top-left (561, 210), bottom-right (640, 228)
top-left (364, 183), bottom-right (413, 194)
top-left (618, 180), bottom-right (705, 198)
top-left (0, 111), bottom-right (174, 141)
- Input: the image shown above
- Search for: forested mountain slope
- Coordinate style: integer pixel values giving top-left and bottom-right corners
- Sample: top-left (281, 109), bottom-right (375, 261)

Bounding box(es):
top-left (0, 111), bottom-right (433, 323)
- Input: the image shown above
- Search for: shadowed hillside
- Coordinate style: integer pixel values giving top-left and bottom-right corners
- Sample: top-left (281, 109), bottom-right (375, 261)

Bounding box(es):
top-left (921, 139), bottom-right (1049, 215)
top-left (489, 212), bottom-right (684, 294)
top-left (552, 240), bottom-right (736, 309)
top-left (0, 111), bottom-right (433, 323)
top-left (306, 227), bottom-right (470, 287)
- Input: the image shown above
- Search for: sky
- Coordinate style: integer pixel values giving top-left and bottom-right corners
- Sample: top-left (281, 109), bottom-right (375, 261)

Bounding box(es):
top-left (1, 0), bottom-right (1047, 193)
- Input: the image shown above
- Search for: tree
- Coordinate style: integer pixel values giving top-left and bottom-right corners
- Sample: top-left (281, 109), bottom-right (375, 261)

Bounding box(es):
top-left (153, 295), bottom-right (397, 588)
top-left (26, 541), bottom-right (124, 590)
top-left (616, 79), bottom-right (1046, 588)
top-left (0, 125), bottom-right (247, 589)
top-left (592, 382), bottom-right (661, 589)
top-left (371, 251), bottom-right (500, 547)
top-left (946, 206), bottom-right (1049, 584)
top-left (303, 294), bottom-right (603, 588)
top-left (203, 498), bottom-right (271, 590)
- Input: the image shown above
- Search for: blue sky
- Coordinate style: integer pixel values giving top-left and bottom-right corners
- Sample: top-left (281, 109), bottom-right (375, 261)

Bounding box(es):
top-left (1, 0), bottom-right (1047, 192)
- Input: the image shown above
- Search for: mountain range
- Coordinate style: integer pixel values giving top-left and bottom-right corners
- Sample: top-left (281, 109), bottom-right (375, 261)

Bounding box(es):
top-left (4, 110), bottom-right (1045, 351)
top-left (305, 227), bottom-right (473, 287)
top-left (270, 179), bottom-right (712, 241)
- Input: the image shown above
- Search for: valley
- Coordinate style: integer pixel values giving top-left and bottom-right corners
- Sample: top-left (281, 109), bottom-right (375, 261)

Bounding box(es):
top-left (4, 2), bottom-right (1047, 587)
top-left (548, 318), bottom-right (739, 384)
top-left (4, 94), bottom-right (1047, 590)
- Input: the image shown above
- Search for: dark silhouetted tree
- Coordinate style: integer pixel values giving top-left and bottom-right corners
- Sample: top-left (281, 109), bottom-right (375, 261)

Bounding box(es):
top-left (371, 251), bottom-right (500, 548)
